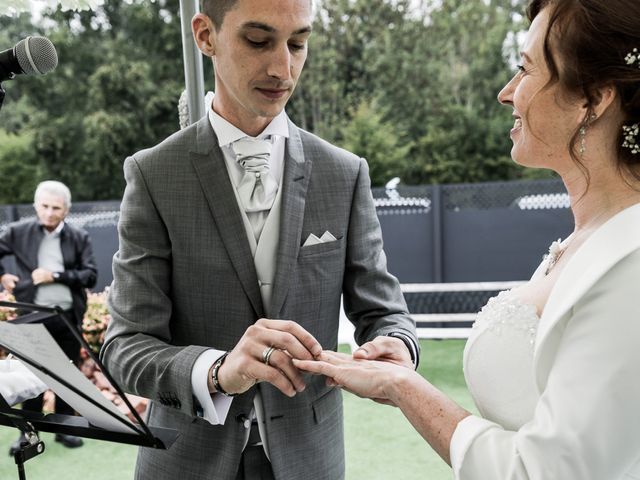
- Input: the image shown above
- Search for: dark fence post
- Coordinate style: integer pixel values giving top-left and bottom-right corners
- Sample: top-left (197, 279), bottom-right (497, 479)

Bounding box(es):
top-left (9, 204), bottom-right (18, 222)
top-left (431, 184), bottom-right (443, 283)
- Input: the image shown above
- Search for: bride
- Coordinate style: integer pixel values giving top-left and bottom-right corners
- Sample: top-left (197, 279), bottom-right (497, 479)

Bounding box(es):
top-left (295, 0), bottom-right (640, 478)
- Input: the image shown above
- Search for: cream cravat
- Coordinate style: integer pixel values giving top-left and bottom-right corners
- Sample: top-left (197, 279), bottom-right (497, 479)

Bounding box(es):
top-left (233, 137), bottom-right (278, 211)
top-left (232, 136), bottom-right (278, 241)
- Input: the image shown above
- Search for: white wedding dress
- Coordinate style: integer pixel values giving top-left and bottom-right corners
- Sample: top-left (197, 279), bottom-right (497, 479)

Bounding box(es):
top-left (463, 290), bottom-right (540, 431)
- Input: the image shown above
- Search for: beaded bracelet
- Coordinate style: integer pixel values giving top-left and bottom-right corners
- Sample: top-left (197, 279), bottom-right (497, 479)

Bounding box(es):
top-left (211, 352), bottom-right (238, 397)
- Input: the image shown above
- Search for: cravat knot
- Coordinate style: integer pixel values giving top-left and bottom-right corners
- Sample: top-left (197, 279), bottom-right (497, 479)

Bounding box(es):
top-left (233, 136), bottom-right (278, 215)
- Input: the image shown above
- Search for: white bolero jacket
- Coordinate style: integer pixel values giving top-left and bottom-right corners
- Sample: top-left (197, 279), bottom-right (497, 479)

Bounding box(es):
top-left (450, 203), bottom-right (640, 480)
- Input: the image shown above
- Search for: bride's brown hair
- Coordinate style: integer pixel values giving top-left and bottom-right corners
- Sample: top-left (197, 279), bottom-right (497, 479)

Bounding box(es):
top-left (527, 0), bottom-right (640, 182)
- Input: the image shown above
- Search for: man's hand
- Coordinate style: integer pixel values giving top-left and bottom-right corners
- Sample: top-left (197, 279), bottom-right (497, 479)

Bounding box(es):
top-left (31, 268), bottom-right (54, 286)
top-left (1, 274), bottom-right (20, 293)
top-left (215, 319), bottom-right (323, 397)
top-left (352, 335), bottom-right (413, 369)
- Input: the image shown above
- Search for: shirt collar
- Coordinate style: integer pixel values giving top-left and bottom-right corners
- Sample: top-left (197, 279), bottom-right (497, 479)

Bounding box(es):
top-left (206, 92), bottom-right (290, 148)
top-left (40, 221), bottom-right (65, 236)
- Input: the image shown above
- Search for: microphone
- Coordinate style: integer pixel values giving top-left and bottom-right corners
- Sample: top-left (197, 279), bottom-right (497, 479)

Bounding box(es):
top-left (0, 36), bottom-right (58, 83)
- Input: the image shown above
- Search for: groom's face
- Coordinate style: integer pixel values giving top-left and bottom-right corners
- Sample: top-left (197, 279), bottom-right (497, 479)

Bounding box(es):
top-left (208, 0), bottom-right (312, 135)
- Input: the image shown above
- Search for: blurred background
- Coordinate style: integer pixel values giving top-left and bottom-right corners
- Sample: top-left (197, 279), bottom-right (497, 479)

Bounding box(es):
top-left (0, 0), bottom-right (548, 204)
top-left (0, 1), bottom-right (571, 478)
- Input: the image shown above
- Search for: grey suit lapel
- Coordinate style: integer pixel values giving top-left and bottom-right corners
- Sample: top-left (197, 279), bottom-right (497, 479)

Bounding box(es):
top-left (188, 117), bottom-right (264, 318)
top-left (271, 122), bottom-right (312, 317)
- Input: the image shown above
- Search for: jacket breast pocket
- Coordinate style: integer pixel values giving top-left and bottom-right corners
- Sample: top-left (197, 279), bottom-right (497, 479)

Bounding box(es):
top-left (298, 236), bottom-right (344, 260)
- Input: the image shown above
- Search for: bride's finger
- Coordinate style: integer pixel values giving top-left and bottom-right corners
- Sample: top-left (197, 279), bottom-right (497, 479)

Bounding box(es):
top-left (292, 358), bottom-right (338, 377)
top-left (318, 351), bottom-right (356, 364)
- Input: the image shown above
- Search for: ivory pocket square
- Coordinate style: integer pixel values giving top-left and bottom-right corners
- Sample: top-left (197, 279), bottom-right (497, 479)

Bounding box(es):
top-left (303, 231), bottom-right (337, 247)
top-left (319, 231), bottom-right (337, 242)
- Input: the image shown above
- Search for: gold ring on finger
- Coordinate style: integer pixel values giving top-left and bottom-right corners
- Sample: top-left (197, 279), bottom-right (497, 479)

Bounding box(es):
top-left (262, 346), bottom-right (276, 366)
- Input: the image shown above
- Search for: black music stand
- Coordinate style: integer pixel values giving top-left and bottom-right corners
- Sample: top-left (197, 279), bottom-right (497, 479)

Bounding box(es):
top-left (0, 300), bottom-right (178, 480)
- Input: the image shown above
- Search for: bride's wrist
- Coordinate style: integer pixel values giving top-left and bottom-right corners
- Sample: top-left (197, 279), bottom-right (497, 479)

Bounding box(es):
top-left (384, 367), bottom-right (416, 403)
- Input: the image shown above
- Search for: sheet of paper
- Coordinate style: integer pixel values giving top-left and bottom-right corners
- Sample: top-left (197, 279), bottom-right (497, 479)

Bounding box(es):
top-left (0, 322), bottom-right (138, 434)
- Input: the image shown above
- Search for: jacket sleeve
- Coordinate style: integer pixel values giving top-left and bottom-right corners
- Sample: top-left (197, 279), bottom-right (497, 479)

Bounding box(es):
top-left (341, 158), bottom-right (419, 361)
top-left (0, 226), bottom-right (14, 277)
top-left (450, 249), bottom-right (640, 479)
top-left (59, 229), bottom-right (98, 289)
top-left (100, 156), bottom-right (208, 417)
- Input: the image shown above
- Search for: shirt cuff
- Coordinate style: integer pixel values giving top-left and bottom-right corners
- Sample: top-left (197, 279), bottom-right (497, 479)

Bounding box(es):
top-left (387, 332), bottom-right (419, 369)
top-left (191, 349), bottom-right (234, 425)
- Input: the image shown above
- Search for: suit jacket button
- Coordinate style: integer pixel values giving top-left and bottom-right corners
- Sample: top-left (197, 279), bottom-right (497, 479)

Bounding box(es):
top-left (236, 415), bottom-right (251, 428)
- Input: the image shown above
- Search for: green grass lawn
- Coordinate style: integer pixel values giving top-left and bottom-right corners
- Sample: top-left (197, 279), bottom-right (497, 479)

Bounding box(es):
top-left (0, 340), bottom-right (472, 479)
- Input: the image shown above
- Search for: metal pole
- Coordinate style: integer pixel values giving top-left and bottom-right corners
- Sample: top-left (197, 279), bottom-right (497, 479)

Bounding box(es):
top-left (179, 0), bottom-right (205, 125)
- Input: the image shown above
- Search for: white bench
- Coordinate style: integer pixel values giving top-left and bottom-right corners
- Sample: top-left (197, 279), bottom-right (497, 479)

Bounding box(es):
top-left (338, 281), bottom-right (525, 346)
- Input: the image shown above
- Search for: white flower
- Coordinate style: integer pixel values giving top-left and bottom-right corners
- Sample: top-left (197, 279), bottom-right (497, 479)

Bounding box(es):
top-left (178, 89), bottom-right (189, 130)
top-left (546, 238), bottom-right (563, 259)
top-left (622, 123), bottom-right (640, 155)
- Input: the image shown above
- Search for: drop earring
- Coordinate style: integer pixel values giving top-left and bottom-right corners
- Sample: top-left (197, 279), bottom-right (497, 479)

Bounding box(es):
top-left (579, 113), bottom-right (597, 157)
top-left (579, 125), bottom-right (587, 156)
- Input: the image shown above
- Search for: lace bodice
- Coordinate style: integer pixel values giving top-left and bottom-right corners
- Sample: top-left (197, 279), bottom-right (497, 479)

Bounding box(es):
top-left (463, 290), bottom-right (541, 430)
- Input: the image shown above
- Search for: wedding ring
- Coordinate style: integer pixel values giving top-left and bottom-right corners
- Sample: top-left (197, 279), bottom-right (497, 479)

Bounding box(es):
top-left (262, 346), bottom-right (276, 366)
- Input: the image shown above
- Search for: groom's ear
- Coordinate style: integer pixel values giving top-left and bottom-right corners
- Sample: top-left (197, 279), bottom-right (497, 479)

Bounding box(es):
top-left (192, 13), bottom-right (216, 57)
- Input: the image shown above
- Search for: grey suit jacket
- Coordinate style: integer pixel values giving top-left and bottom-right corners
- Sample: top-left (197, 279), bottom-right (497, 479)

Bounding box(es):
top-left (101, 116), bottom-right (417, 480)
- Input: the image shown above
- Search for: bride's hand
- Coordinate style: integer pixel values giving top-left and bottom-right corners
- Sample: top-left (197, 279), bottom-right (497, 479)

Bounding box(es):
top-left (293, 351), bottom-right (410, 403)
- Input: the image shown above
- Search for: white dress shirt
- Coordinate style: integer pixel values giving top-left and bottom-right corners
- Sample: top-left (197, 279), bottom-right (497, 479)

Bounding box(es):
top-left (190, 93), bottom-right (289, 428)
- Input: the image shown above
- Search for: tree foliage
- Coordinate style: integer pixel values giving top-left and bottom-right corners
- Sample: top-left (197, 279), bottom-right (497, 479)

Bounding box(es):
top-left (0, 0), bottom-right (552, 201)
top-left (0, 130), bottom-right (41, 204)
top-left (0, 0), bottom-right (184, 200)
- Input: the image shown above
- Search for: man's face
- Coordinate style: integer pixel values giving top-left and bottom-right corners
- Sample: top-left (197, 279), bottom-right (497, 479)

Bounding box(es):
top-left (209, 0), bottom-right (312, 135)
top-left (35, 192), bottom-right (68, 232)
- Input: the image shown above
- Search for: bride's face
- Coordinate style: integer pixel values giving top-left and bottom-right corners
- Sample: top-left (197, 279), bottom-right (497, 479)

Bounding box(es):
top-left (497, 7), bottom-right (586, 173)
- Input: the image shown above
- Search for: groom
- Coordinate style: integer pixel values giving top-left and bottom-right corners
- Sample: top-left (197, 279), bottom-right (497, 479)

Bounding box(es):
top-left (100, 0), bottom-right (418, 479)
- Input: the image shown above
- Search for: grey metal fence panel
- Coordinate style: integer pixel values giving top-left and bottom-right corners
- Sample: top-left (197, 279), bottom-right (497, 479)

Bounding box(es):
top-left (377, 207), bottom-right (434, 283)
top-left (372, 178), bottom-right (572, 283)
top-left (1, 179), bottom-right (573, 293)
top-left (443, 208), bottom-right (572, 281)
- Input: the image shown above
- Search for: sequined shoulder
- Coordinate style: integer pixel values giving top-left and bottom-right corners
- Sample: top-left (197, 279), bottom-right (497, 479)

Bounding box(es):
top-left (472, 290), bottom-right (539, 344)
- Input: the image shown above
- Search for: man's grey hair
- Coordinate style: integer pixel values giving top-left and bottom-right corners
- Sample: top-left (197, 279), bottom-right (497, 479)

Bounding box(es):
top-left (34, 181), bottom-right (72, 209)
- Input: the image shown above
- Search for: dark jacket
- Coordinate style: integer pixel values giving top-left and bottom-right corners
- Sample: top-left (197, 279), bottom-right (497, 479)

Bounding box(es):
top-left (0, 219), bottom-right (97, 326)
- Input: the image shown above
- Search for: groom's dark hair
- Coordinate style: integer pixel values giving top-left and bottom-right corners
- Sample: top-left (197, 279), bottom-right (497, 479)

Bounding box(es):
top-left (200, 0), bottom-right (237, 31)
top-left (201, 0), bottom-right (313, 31)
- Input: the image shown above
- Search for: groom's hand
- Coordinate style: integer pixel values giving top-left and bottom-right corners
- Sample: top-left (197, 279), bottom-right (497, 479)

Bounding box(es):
top-left (352, 336), bottom-right (413, 369)
top-left (215, 318), bottom-right (322, 397)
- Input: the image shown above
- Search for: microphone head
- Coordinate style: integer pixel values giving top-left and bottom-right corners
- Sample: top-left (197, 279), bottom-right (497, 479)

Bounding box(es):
top-left (15, 36), bottom-right (58, 76)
